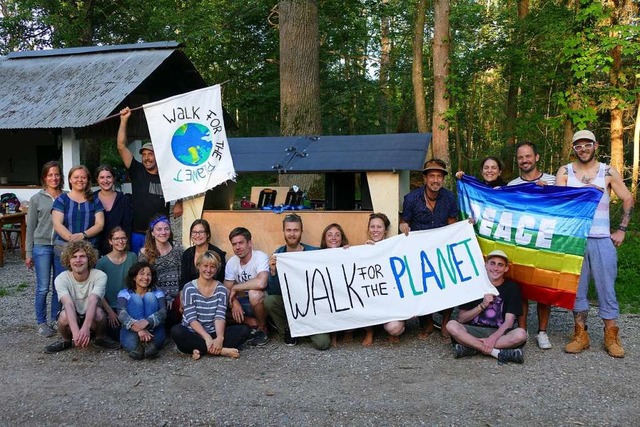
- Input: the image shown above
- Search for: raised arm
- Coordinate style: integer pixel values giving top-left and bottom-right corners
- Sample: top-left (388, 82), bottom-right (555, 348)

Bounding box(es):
top-left (117, 107), bottom-right (133, 169)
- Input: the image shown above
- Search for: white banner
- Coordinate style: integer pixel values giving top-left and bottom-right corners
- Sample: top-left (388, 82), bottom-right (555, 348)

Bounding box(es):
top-left (277, 221), bottom-right (498, 337)
top-left (143, 85), bottom-right (235, 202)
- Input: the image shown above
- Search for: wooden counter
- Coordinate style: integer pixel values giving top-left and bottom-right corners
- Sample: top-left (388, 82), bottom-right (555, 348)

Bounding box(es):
top-left (201, 210), bottom-right (378, 255)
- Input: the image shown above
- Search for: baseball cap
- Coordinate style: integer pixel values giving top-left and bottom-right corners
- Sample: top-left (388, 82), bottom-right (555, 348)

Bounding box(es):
top-left (139, 142), bottom-right (154, 154)
top-left (422, 159), bottom-right (448, 175)
top-left (572, 130), bottom-right (596, 144)
top-left (486, 249), bottom-right (509, 263)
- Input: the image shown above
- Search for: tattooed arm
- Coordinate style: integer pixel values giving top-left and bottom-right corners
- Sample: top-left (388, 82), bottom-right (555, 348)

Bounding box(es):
top-left (607, 166), bottom-right (634, 246)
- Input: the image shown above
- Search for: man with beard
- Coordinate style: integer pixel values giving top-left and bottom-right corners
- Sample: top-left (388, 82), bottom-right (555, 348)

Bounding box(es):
top-left (555, 130), bottom-right (633, 358)
top-left (118, 107), bottom-right (183, 254)
top-left (508, 141), bottom-right (556, 350)
top-left (224, 227), bottom-right (270, 346)
top-left (264, 214), bottom-right (330, 349)
top-left (400, 159), bottom-right (459, 338)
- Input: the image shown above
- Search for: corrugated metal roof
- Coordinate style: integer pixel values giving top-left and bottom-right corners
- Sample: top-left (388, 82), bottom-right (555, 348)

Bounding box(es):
top-left (0, 42), bottom-right (183, 129)
top-left (229, 133), bottom-right (431, 172)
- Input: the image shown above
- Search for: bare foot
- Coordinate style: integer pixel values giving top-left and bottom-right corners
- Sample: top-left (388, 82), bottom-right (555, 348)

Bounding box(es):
top-left (343, 331), bottom-right (354, 344)
top-left (362, 329), bottom-right (374, 347)
top-left (330, 334), bottom-right (338, 348)
top-left (191, 349), bottom-right (201, 360)
top-left (418, 326), bottom-right (434, 340)
top-left (388, 335), bottom-right (400, 344)
top-left (220, 347), bottom-right (240, 359)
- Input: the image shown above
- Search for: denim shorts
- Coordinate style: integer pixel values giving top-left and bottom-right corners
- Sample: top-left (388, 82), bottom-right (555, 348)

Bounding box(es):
top-left (237, 296), bottom-right (256, 317)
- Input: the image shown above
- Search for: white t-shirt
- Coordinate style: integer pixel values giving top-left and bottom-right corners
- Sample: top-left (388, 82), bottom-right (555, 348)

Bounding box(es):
top-left (508, 172), bottom-right (556, 186)
top-left (224, 250), bottom-right (269, 284)
top-left (55, 269), bottom-right (107, 315)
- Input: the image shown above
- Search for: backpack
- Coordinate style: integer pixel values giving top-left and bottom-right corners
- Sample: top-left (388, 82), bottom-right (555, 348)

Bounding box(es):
top-left (0, 193), bottom-right (20, 213)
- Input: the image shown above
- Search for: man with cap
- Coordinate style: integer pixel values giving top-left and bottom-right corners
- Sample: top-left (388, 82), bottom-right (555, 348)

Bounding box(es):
top-left (445, 250), bottom-right (528, 364)
top-left (118, 107), bottom-right (183, 254)
top-left (508, 141), bottom-right (556, 350)
top-left (399, 158), bottom-right (460, 338)
top-left (555, 130), bottom-right (633, 358)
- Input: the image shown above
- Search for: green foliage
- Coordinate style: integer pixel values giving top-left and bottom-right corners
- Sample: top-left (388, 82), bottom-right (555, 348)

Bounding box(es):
top-left (233, 172), bottom-right (277, 203)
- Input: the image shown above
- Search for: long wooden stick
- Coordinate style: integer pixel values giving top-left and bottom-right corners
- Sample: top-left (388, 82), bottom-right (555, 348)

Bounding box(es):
top-left (91, 80), bottom-right (231, 125)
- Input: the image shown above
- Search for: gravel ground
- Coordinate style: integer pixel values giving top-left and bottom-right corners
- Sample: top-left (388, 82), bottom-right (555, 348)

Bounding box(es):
top-left (0, 249), bottom-right (639, 426)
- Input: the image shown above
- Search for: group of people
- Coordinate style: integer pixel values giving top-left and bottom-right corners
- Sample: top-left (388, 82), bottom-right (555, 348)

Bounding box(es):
top-left (26, 124), bottom-right (632, 364)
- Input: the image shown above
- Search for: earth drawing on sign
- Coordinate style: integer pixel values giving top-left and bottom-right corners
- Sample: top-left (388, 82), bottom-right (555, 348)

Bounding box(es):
top-left (171, 122), bottom-right (213, 167)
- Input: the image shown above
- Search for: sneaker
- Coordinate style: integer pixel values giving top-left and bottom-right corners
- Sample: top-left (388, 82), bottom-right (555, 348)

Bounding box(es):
top-left (94, 336), bottom-right (120, 350)
top-left (44, 340), bottom-right (73, 354)
top-left (128, 343), bottom-right (144, 360)
top-left (37, 323), bottom-right (56, 338)
top-left (249, 329), bottom-right (270, 347)
top-left (498, 348), bottom-right (524, 364)
top-left (453, 343), bottom-right (478, 359)
top-left (284, 328), bottom-right (298, 346)
top-left (536, 331), bottom-right (552, 350)
top-left (144, 342), bottom-right (159, 359)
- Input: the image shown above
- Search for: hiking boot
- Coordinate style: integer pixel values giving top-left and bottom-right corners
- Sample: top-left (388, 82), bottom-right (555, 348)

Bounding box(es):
top-left (536, 331), bottom-right (552, 350)
top-left (604, 326), bottom-right (624, 358)
top-left (453, 343), bottom-right (478, 359)
top-left (284, 328), bottom-right (298, 346)
top-left (497, 348), bottom-right (524, 364)
top-left (94, 336), bottom-right (120, 350)
top-left (565, 324), bottom-right (590, 354)
top-left (144, 342), bottom-right (160, 359)
top-left (249, 329), bottom-right (270, 346)
top-left (37, 323), bottom-right (56, 338)
top-left (44, 340), bottom-right (73, 354)
top-left (128, 343), bottom-right (144, 360)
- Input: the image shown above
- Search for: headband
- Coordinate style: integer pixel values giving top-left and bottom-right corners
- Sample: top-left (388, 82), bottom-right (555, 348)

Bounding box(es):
top-left (150, 216), bottom-right (170, 230)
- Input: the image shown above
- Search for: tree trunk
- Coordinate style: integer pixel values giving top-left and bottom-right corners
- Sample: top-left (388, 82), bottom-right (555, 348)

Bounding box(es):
top-left (431, 0), bottom-right (450, 165)
top-left (278, 0), bottom-right (321, 193)
top-left (413, 0), bottom-right (429, 135)
top-left (379, 0), bottom-right (392, 133)
top-left (279, 0), bottom-right (321, 136)
top-left (632, 95), bottom-right (639, 199)
top-left (503, 0), bottom-right (529, 178)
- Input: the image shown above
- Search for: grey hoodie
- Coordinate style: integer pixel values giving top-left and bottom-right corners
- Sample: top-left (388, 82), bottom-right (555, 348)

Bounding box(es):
top-left (26, 189), bottom-right (63, 258)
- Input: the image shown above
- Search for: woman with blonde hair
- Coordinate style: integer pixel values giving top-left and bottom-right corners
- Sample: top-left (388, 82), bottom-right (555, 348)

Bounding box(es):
top-left (171, 251), bottom-right (250, 360)
top-left (52, 165), bottom-right (104, 281)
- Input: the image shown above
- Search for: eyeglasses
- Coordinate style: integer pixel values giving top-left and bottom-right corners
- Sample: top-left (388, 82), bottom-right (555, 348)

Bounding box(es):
top-left (191, 230), bottom-right (207, 235)
top-left (573, 142), bottom-right (594, 152)
top-left (112, 237), bottom-right (128, 242)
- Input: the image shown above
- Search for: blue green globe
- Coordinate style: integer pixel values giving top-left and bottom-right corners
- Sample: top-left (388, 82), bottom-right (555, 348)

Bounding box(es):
top-left (171, 123), bottom-right (213, 166)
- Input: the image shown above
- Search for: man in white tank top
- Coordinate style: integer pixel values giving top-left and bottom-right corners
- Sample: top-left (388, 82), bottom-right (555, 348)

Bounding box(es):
top-left (555, 130), bottom-right (634, 358)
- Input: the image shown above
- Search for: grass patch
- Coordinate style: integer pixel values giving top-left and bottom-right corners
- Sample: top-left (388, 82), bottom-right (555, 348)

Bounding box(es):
top-left (0, 282), bottom-right (29, 298)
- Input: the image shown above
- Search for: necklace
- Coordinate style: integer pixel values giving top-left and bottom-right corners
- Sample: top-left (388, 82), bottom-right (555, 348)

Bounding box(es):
top-left (424, 189), bottom-right (438, 211)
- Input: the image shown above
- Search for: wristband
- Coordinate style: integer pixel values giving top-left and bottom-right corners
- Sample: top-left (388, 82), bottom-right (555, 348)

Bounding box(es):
top-left (82, 231), bottom-right (88, 239)
top-left (479, 304), bottom-right (486, 311)
top-left (618, 226), bottom-right (628, 232)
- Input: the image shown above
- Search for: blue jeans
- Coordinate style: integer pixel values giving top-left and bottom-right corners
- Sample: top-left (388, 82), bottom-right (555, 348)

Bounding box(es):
top-left (120, 293), bottom-right (166, 352)
top-left (33, 245), bottom-right (60, 324)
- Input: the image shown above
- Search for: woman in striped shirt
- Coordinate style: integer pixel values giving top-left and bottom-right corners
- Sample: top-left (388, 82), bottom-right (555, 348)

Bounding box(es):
top-left (170, 251), bottom-right (251, 360)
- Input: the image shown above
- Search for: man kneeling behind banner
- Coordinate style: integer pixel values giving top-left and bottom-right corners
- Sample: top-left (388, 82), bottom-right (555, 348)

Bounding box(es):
top-left (276, 221), bottom-right (497, 337)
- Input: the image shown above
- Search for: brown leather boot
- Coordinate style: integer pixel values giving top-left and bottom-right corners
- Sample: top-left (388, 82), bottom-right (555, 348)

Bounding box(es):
top-left (604, 326), bottom-right (625, 358)
top-left (565, 324), bottom-right (590, 354)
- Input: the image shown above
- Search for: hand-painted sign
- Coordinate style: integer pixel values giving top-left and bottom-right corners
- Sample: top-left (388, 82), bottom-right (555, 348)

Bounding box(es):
top-left (276, 221), bottom-right (497, 337)
top-left (143, 85), bottom-right (235, 202)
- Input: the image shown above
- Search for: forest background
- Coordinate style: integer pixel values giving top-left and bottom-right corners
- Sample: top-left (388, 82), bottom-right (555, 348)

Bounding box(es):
top-left (1, 0), bottom-right (639, 311)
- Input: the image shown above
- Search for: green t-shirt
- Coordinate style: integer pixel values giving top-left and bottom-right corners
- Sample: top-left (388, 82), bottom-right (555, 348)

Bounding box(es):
top-left (96, 252), bottom-right (137, 308)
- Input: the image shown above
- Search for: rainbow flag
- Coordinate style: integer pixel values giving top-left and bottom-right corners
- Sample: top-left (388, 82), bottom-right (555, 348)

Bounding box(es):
top-left (457, 176), bottom-right (603, 310)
